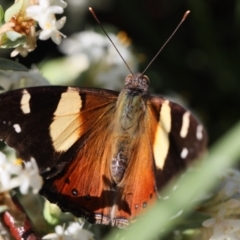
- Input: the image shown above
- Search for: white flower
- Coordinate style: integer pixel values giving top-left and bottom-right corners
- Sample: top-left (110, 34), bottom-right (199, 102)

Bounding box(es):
top-left (59, 30), bottom-right (138, 89)
top-left (26, 0), bottom-right (67, 21)
top-left (26, 0), bottom-right (67, 44)
top-left (51, 0), bottom-right (67, 8)
top-left (203, 209), bottom-right (240, 239)
top-left (17, 158), bottom-right (43, 194)
top-left (203, 200), bottom-right (240, 239)
top-left (26, 0), bottom-right (67, 45)
top-left (10, 26), bottom-right (37, 57)
top-left (11, 46), bottom-right (30, 57)
top-left (0, 152), bottom-right (22, 192)
top-left (1, 0), bottom-right (67, 56)
top-left (199, 169), bottom-right (240, 239)
top-left (43, 222), bottom-right (94, 240)
top-left (65, 222), bottom-right (94, 240)
top-left (0, 0), bottom-right (37, 56)
top-left (60, 31), bottom-right (110, 60)
top-left (42, 225), bottom-right (66, 240)
top-left (220, 169), bottom-right (240, 197)
top-left (39, 15), bottom-right (66, 44)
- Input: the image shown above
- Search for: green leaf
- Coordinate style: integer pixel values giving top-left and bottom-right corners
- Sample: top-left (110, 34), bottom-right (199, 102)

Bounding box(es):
top-left (39, 55), bottom-right (90, 86)
top-left (4, 0), bottom-right (23, 22)
top-left (0, 67), bottom-right (50, 91)
top-left (0, 58), bottom-right (28, 71)
top-left (0, 32), bottom-right (26, 49)
top-left (43, 201), bottom-right (61, 225)
top-left (0, 5), bottom-right (4, 24)
top-left (6, 31), bottom-right (24, 42)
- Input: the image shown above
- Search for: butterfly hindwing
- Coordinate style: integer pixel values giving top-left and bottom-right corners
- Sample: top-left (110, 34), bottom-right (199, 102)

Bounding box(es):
top-left (149, 96), bottom-right (207, 190)
top-left (109, 96), bottom-right (207, 226)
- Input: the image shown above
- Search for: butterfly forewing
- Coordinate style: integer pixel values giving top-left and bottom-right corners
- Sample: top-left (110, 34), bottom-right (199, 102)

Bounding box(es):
top-left (0, 86), bottom-right (118, 177)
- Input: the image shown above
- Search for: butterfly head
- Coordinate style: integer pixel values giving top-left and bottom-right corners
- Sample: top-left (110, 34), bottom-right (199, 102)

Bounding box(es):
top-left (124, 74), bottom-right (150, 94)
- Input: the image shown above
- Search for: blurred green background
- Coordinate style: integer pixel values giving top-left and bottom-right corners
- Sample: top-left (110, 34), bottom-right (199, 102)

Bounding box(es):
top-left (2, 0), bottom-right (240, 146)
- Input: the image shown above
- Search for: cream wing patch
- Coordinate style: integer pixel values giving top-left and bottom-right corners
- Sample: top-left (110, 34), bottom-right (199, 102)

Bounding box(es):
top-left (20, 89), bottom-right (31, 114)
top-left (50, 87), bottom-right (82, 152)
top-left (180, 111), bottom-right (190, 138)
top-left (153, 100), bottom-right (171, 169)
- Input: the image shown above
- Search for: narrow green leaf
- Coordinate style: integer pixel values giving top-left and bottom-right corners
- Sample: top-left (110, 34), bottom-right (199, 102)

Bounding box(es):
top-left (0, 5), bottom-right (4, 24)
top-left (0, 58), bottom-right (28, 71)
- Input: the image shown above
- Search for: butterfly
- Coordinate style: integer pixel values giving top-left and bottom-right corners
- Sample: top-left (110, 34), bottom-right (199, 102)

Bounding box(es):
top-left (0, 72), bottom-right (207, 228)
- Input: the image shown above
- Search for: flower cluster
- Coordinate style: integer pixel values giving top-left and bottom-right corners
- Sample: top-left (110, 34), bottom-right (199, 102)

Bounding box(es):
top-left (0, 151), bottom-right (42, 194)
top-left (0, 0), bottom-right (67, 57)
top-left (201, 169), bottom-right (240, 239)
top-left (56, 30), bottom-right (138, 89)
top-left (43, 221), bottom-right (95, 240)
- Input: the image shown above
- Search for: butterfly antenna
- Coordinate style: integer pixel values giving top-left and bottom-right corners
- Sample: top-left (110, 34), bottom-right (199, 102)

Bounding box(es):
top-left (141, 10), bottom-right (190, 76)
top-left (89, 7), bottom-right (134, 76)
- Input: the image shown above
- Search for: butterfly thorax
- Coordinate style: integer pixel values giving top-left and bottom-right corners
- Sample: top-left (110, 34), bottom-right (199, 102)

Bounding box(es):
top-left (110, 74), bottom-right (149, 184)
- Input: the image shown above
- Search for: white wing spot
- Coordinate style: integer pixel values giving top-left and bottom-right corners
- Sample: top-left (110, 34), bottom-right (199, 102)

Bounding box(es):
top-left (20, 89), bottom-right (31, 114)
top-left (13, 124), bottom-right (21, 133)
top-left (180, 111), bottom-right (190, 138)
top-left (180, 148), bottom-right (188, 159)
top-left (196, 125), bottom-right (203, 140)
top-left (153, 100), bottom-right (171, 169)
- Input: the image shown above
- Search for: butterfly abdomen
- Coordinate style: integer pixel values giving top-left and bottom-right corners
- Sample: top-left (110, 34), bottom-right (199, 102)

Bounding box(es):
top-left (110, 80), bottom-right (148, 184)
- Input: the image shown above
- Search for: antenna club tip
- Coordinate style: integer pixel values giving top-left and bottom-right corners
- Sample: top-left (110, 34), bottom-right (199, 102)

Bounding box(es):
top-left (182, 10), bottom-right (191, 21)
top-left (89, 7), bottom-right (92, 11)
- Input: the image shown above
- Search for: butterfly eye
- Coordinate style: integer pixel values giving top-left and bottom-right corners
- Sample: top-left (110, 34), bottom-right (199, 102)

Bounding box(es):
top-left (125, 74), bottom-right (134, 83)
top-left (142, 75), bottom-right (150, 85)
top-left (142, 75), bottom-right (149, 82)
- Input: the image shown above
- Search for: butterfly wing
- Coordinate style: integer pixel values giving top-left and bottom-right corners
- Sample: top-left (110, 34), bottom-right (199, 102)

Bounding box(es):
top-left (109, 96), bottom-right (207, 226)
top-left (149, 96), bottom-right (207, 189)
top-left (42, 116), bottom-right (118, 225)
top-left (0, 86), bottom-right (121, 223)
top-left (0, 86), bottom-right (118, 172)
top-left (110, 129), bottom-right (158, 227)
